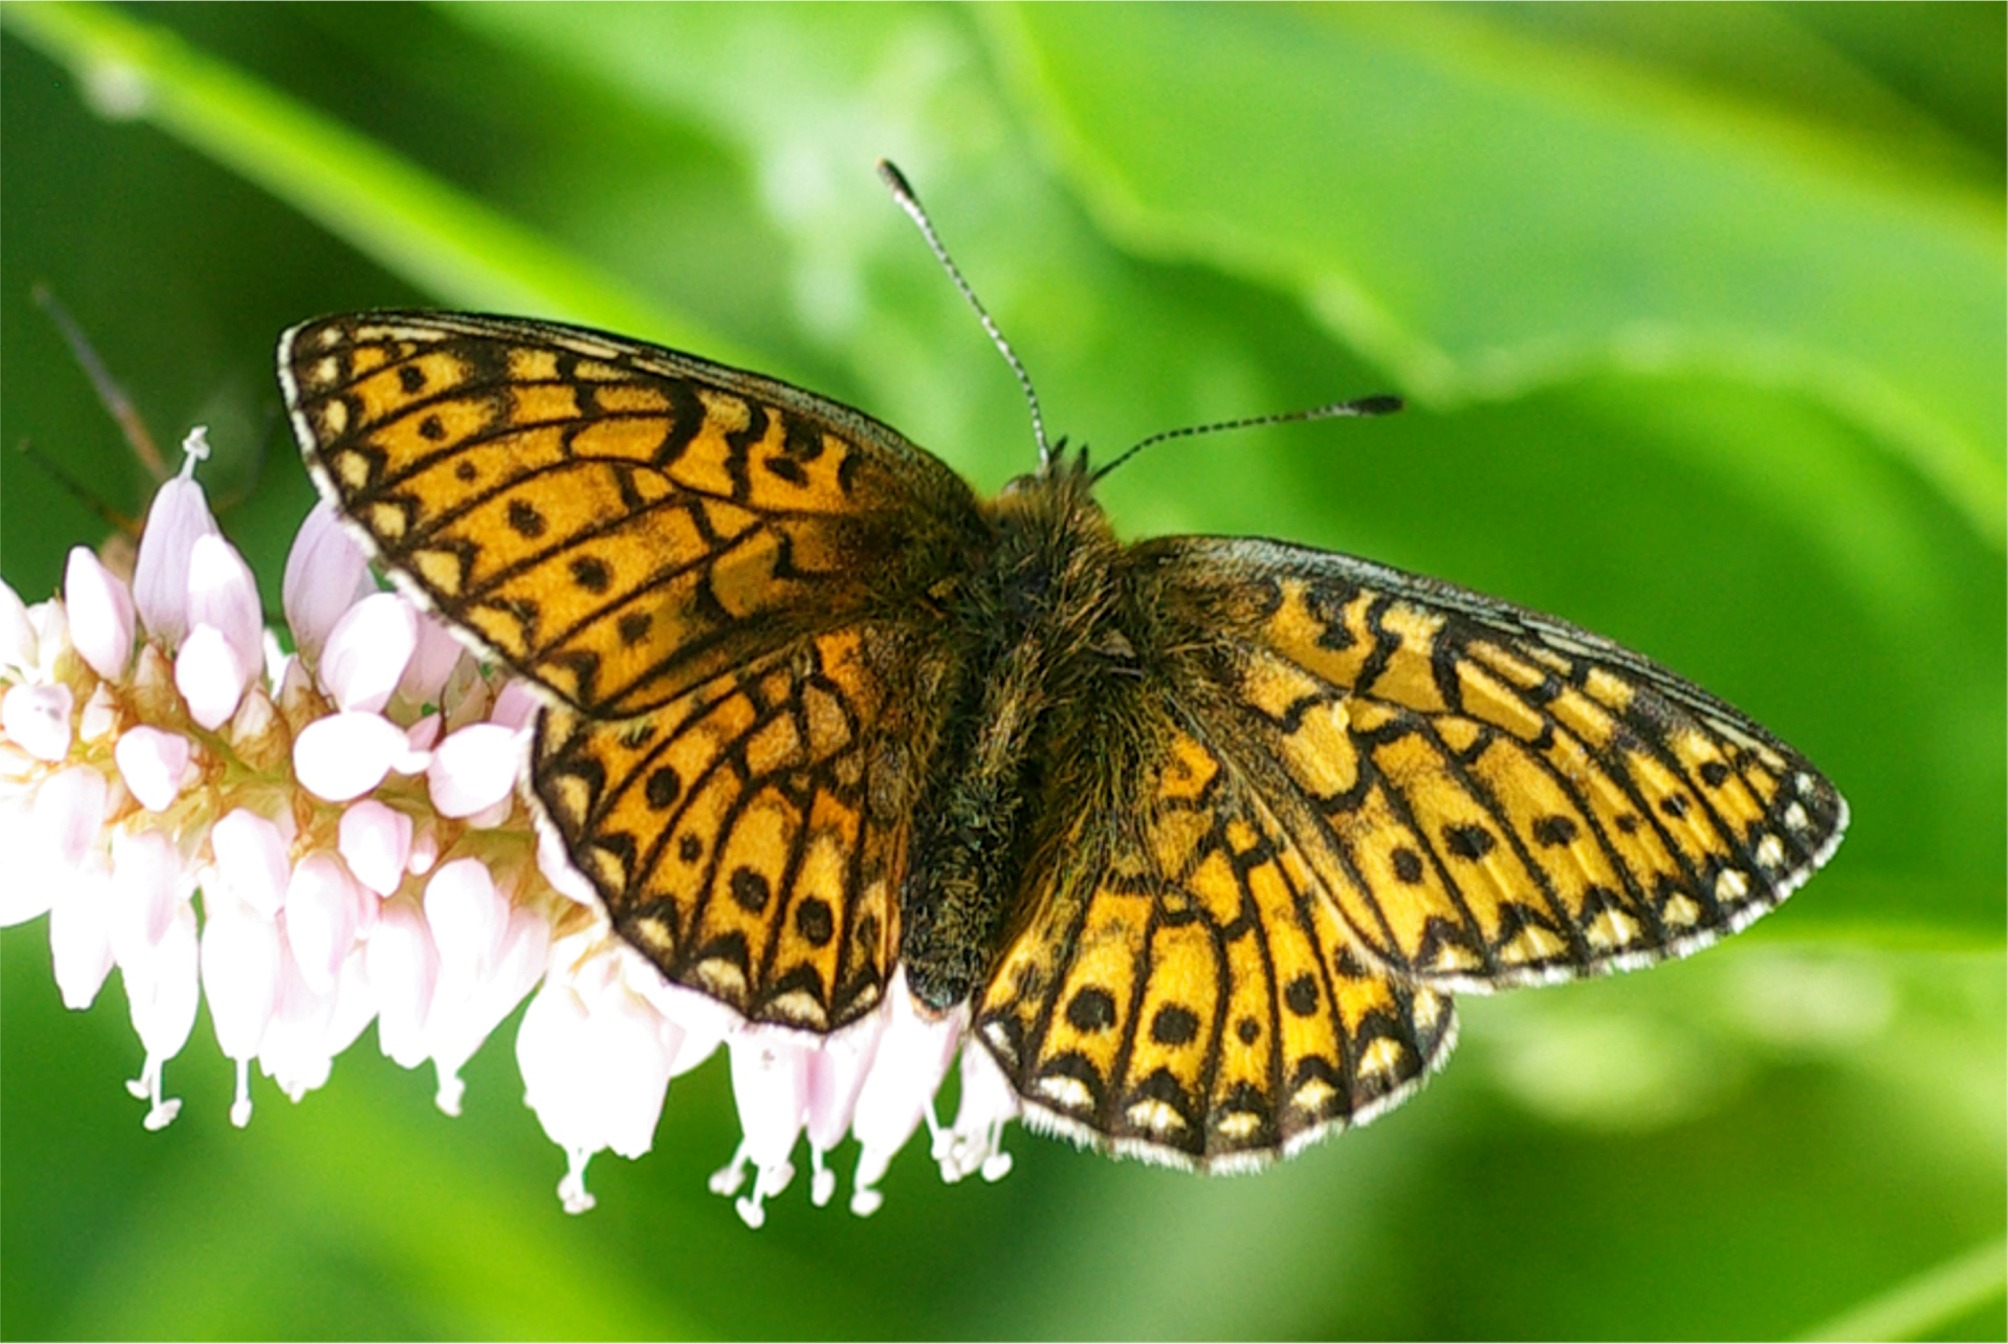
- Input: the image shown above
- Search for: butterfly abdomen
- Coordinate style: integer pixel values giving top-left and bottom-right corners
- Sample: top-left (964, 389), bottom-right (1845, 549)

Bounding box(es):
top-left (900, 462), bottom-right (1136, 1011)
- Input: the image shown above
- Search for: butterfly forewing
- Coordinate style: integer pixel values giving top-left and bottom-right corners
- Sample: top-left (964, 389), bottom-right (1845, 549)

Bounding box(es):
top-left (283, 311), bottom-right (982, 1032)
top-left (1138, 537), bottom-right (1848, 991)
top-left (280, 311), bottom-right (979, 716)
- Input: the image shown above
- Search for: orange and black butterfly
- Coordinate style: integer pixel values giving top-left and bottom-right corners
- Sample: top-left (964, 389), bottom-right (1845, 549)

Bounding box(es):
top-left (279, 167), bottom-right (1844, 1172)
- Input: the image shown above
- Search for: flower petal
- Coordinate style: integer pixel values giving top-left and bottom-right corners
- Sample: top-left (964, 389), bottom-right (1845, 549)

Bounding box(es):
top-left (805, 1011), bottom-right (887, 1155)
top-left (64, 547), bottom-right (135, 680)
top-left (258, 938), bottom-right (337, 1102)
top-left (186, 533), bottom-right (263, 675)
top-left (209, 808), bottom-right (292, 918)
top-left (338, 800), bottom-right (413, 896)
top-left (174, 624), bottom-right (251, 731)
top-left (4, 682), bottom-right (75, 762)
top-left (284, 852), bottom-right (370, 996)
top-left (725, 1029), bottom-right (811, 1226)
top-left (293, 711), bottom-right (408, 802)
top-left (125, 898), bottom-right (200, 1126)
top-left (131, 442), bottom-right (220, 646)
top-left (282, 501), bottom-right (373, 661)
top-left (427, 722), bottom-right (521, 819)
top-left (114, 725), bottom-right (194, 812)
top-left (428, 901), bottom-right (549, 1116)
top-left (936, 1042), bottom-right (1019, 1184)
top-left (423, 857), bottom-right (511, 983)
top-left (2, 764), bottom-right (108, 928)
top-left (518, 962), bottom-right (677, 1167)
top-left (108, 827), bottom-right (182, 971)
top-left (367, 897), bottom-right (439, 1069)
top-left (399, 610), bottom-right (465, 707)
top-left (0, 578), bottom-right (35, 675)
top-left (848, 972), bottom-right (963, 1216)
top-left (535, 823), bottom-right (596, 906)
top-left (318, 593), bottom-right (416, 714)
top-left (201, 896), bottom-right (282, 1061)
top-left (36, 763), bottom-right (110, 873)
top-left (490, 681), bottom-right (541, 733)
top-left (0, 796), bottom-right (54, 927)
top-left (50, 859), bottom-right (116, 1009)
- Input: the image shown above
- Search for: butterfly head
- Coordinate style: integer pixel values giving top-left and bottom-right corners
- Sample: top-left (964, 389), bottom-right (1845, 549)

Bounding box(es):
top-left (1001, 434), bottom-right (1097, 498)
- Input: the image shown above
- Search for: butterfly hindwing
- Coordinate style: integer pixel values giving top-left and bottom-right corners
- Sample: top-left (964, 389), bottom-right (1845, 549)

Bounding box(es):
top-left (1135, 537), bottom-right (1848, 990)
top-left (533, 621), bottom-right (955, 1031)
top-left (280, 311), bottom-right (980, 716)
top-left (973, 686), bottom-right (1457, 1170)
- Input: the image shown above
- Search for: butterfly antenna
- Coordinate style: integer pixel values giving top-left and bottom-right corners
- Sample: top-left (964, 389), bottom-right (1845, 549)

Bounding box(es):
top-left (878, 160), bottom-right (1054, 470)
top-left (1090, 394), bottom-right (1404, 484)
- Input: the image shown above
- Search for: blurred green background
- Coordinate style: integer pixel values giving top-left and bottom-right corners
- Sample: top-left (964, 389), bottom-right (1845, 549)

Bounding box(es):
top-left (3, 4), bottom-right (2002, 1339)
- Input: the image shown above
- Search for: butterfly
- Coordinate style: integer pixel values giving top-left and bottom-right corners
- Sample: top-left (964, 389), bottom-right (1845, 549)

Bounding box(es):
top-left (278, 175), bottom-right (1845, 1173)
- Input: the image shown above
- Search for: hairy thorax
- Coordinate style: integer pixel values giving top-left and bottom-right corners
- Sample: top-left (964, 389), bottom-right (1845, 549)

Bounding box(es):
top-left (898, 459), bottom-right (1133, 1010)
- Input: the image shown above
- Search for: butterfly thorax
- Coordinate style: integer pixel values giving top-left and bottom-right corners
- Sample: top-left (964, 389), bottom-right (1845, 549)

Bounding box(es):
top-left (900, 457), bottom-right (1133, 1011)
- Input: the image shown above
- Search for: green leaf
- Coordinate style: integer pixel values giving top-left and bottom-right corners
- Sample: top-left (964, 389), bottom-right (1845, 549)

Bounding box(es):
top-left (983, 4), bottom-right (2006, 549)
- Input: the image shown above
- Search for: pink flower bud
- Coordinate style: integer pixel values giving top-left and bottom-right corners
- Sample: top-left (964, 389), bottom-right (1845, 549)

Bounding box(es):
top-left (282, 501), bottom-right (372, 661)
top-left (723, 1030), bottom-right (812, 1227)
top-left (406, 824), bottom-right (440, 876)
top-left (114, 725), bottom-right (193, 812)
top-left (319, 593), bottom-right (416, 713)
top-left (517, 957), bottom-right (678, 1212)
top-left (490, 681), bottom-right (542, 732)
top-left (108, 828), bottom-right (183, 972)
top-left (64, 547), bottom-right (135, 680)
top-left (400, 610), bottom-right (465, 707)
top-left (0, 579), bottom-right (34, 674)
top-left (185, 534), bottom-right (263, 676)
top-left (175, 624), bottom-right (252, 731)
top-left (848, 972), bottom-right (964, 1217)
top-left (406, 712), bottom-right (443, 752)
top-left (201, 893), bottom-right (281, 1063)
top-left (368, 898), bottom-right (439, 1069)
top-left (339, 800), bottom-right (413, 896)
top-left (4, 682), bottom-right (74, 762)
top-left (131, 435), bottom-right (220, 646)
top-left (209, 808), bottom-right (291, 918)
top-left (284, 852), bottom-right (369, 995)
top-left (49, 860), bottom-right (115, 1009)
top-left (124, 899), bottom-right (200, 1130)
top-left (427, 723), bottom-right (521, 819)
top-left (293, 710), bottom-right (411, 802)
top-left (78, 682), bottom-right (119, 743)
top-left (37, 763), bottom-right (110, 873)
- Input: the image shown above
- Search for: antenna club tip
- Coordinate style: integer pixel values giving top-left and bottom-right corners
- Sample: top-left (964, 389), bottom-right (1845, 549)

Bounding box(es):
top-left (876, 159), bottom-right (917, 199)
top-left (1352, 394), bottom-right (1404, 416)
